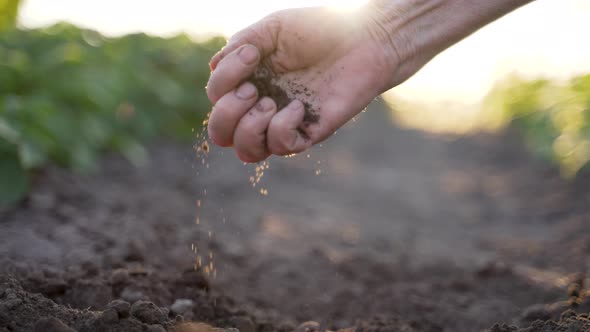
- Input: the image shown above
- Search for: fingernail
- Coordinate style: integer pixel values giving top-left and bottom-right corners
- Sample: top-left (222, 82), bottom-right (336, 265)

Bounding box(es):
top-left (289, 99), bottom-right (304, 110)
top-left (236, 83), bottom-right (256, 100)
top-left (238, 45), bottom-right (259, 65)
top-left (255, 98), bottom-right (274, 112)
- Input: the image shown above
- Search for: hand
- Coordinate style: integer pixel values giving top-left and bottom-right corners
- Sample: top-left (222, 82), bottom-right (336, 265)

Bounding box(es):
top-left (206, 6), bottom-right (400, 162)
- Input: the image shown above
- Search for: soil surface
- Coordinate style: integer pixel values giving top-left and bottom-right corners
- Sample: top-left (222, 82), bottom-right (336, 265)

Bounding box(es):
top-left (2, 100), bottom-right (590, 332)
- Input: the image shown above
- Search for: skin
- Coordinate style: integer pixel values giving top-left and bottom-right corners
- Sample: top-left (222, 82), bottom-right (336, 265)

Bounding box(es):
top-left (206, 0), bottom-right (534, 163)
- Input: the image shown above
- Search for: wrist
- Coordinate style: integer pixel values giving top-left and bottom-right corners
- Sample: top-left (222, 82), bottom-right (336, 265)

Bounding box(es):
top-left (365, 0), bottom-right (534, 87)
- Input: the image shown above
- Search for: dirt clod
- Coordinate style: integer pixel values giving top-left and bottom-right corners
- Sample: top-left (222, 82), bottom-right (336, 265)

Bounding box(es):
top-left (146, 324), bottom-right (167, 332)
top-left (106, 299), bottom-right (127, 315)
top-left (111, 268), bottom-right (130, 285)
top-left (130, 301), bottom-right (168, 325)
top-left (97, 308), bottom-right (120, 324)
top-left (33, 318), bottom-right (76, 332)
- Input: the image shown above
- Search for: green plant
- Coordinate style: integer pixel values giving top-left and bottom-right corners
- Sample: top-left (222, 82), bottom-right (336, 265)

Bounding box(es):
top-left (0, 23), bottom-right (224, 204)
top-left (483, 74), bottom-right (590, 177)
top-left (0, 0), bottom-right (19, 32)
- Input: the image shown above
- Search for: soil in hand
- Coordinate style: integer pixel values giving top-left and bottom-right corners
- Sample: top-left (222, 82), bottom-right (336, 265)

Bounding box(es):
top-left (248, 61), bottom-right (319, 123)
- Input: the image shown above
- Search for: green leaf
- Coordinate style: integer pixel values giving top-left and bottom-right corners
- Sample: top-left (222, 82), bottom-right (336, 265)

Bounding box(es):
top-left (0, 152), bottom-right (29, 205)
top-left (117, 139), bottom-right (149, 167)
top-left (0, 0), bottom-right (20, 32)
top-left (19, 140), bottom-right (47, 169)
top-left (0, 118), bottom-right (20, 144)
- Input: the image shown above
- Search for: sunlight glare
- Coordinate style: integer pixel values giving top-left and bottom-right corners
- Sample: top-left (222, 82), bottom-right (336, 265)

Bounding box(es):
top-left (325, 0), bottom-right (369, 11)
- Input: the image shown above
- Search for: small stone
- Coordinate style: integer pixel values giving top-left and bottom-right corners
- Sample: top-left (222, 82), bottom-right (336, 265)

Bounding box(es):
top-left (230, 316), bottom-right (256, 332)
top-left (170, 299), bottom-right (195, 315)
top-left (33, 317), bottom-right (77, 332)
top-left (131, 300), bottom-right (167, 325)
top-left (295, 321), bottom-right (321, 332)
top-left (107, 299), bottom-right (131, 318)
top-left (110, 269), bottom-right (130, 285)
top-left (97, 308), bottom-right (119, 324)
top-left (121, 287), bottom-right (144, 303)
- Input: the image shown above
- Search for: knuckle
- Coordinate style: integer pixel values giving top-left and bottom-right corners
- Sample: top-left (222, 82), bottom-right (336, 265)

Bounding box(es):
top-left (207, 112), bottom-right (231, 147)
top-left (282, 133), bottom-right (298, 153)
top-left (239, 114), bottom-right (260, 137)
top-left (262, 12), bottom-right (282, 32)
top-left (270, 131), bottom-right (296, 155)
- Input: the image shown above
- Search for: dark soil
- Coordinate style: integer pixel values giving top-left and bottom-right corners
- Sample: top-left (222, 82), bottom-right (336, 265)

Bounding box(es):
top-left (2, 100), bottom-right (590, 331)
top-left (248, 62), bottom-right (319, 123)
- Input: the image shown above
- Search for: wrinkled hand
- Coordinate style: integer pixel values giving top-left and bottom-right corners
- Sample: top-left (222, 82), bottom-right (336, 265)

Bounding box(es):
top-left (206, 6), bottom-right (400, 162)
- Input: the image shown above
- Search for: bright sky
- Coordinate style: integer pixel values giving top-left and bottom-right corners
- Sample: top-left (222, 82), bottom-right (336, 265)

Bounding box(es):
top-left (19, 0), bottom-right (590, 104)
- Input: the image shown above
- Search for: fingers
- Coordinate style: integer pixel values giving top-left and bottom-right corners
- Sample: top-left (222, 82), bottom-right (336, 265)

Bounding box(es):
top-left (209, 50), bottom-right (223, 71)
top-left (206, 44), bottom-right (261, 104)
top-left (209, 14), bottom-right (281, 71)
top-left (207, 82), bottom-right (258, 147)
top-left (211, 97), bottom-right (314, 162)
top-left (267, 100), bottom-right (313, 156)
top-left (233, 97), bottom-right (277, 163)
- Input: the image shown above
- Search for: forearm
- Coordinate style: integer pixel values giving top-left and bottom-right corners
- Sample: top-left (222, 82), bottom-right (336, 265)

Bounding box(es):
top-left (367, 0), bottom-right (534, 85)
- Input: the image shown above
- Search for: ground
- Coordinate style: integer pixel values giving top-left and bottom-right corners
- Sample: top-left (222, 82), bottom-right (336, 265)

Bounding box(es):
top-left (1, 100), bottom-right (590, 332)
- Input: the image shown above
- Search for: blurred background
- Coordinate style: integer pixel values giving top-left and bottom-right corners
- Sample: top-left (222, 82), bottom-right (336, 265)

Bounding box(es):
top-left (2, 2), bottom-right (590, 330)
top-left (1, 0), bottom-right (590, 202)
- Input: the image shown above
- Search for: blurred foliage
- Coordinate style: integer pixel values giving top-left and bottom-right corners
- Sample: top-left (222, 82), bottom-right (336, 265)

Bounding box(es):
top-left (484, 73), bottom-right (590, 178)
top-left (0, 23), bottom-right (225, 204)
top-left (0, 0), bottom-right (19, 31)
